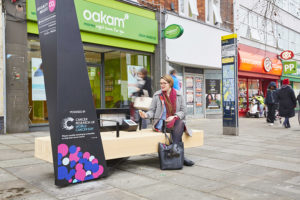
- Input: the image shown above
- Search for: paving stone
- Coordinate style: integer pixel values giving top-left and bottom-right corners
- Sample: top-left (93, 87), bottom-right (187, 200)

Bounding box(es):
top-left (0, 149), bottom-right (33, 161)
top-left (66, 188), bottom-right (146, 200)
top-left (0, 170), bottom-right (18, 183)
top-left (10, 143), bottom-right (35, 151)
top-left (213, 184), bottom-right (291, 200)
top-left (0, 180), bottom-right (41, 200)
top-left (245, 179), bottom-right (300, 200)
top-left (0, 138), bottom-right (32, 145)
top-left (131, 182), bottom-right (225, 200)
top-left (265, 144), bottom-right (298, 151)
top-left (0, 144), bottom-right (12, 150)
top-left (103, 170), bottom-right (159, 190)
top-left (247, 159), bottom-right (300, 173)
top-left (6, 163), bottom-right (113, 199)
top-left (0, 157), bottom-right (46, 168)
top-left (196, 158), bottom-right (243, 170)
top-left (286, 176), bottom-right (300, 186)
top-left (11, 192), bottom-right (57, 200)
top-left (207, 152), bottom-right (253, 163)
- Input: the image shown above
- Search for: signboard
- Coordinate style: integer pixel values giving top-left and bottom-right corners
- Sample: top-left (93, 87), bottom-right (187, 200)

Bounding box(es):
top-left (163, 24), bottom-right (184, 39)
top-left (283, 61), bottom-right (297, 74)
top-left (35, 0), bottom-right (107, 186)
top-left (28, 0), bottom-right (158, 44)
top-left (280, 50), bottom-right (294, 60)
top-left (221, 34), bottom-right (239, 136)
top-left (205, 79), bottom-right (221, 109)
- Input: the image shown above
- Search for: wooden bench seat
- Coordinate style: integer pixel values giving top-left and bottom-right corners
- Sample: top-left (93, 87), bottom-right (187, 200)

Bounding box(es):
top-left (35, 129), bottom-right (204, 163)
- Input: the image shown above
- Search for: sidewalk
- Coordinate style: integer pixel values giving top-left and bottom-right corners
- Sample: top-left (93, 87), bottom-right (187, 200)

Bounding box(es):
top-left (0, 117), bottom-right (300, 200)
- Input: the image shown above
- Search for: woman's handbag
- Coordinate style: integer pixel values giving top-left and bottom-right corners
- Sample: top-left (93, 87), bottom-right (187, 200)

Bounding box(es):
top-left (133, 97), bottom-right (152, 111)
top-left (158, 121), bottom-right (184, 170)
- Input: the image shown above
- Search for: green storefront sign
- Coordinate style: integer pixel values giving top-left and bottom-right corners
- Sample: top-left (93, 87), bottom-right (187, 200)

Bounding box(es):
top-left (163, 24), bottom-right (184, 39)
top-left (283, 61), bottom-right (297, 74)
top-left (27, 0), bottom-right (158, 44)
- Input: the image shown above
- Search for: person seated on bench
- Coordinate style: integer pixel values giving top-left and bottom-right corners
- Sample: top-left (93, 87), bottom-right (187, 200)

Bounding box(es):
top-left (139, 75), bottom-right (194, 166)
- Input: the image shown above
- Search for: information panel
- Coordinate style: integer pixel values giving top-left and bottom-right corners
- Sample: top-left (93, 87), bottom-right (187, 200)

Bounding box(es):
top-left (221, 34), bottom-right (239, 136)
top-left (35, 0), bottom-right (107, 186)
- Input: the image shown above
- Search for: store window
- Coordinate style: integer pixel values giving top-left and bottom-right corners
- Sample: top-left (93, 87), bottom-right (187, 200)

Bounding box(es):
top-left (28, 38), bottom-right (151, 125)
top-left (248, 79), bottom-right (260, 97)
top-left (178, 0), bottom-right (199, 19)
top-left (238, 78), bottom-right (247, 112)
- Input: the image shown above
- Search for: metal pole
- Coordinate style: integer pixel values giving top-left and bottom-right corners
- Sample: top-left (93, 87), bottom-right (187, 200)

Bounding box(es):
top-left (2, 12), bottom-right (6, 134)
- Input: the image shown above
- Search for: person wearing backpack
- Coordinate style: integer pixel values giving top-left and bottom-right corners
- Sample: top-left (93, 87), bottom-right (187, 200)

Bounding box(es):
top-left (265, 82), bottom-right (278, 125)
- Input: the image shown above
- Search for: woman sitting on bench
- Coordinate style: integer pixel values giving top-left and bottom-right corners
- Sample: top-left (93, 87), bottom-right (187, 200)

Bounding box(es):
top-left (139, 75), bottom-right (194, 166)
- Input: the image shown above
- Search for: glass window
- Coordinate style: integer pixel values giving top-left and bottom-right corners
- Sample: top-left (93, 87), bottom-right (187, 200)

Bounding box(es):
top-left (188, 0), bottom-right (199, 17)
top-left (238, 78), bottom-right (247, 112)
top-left (248, 79), bottom-right (260, 98)
top-left (249, 12), bottom-right (258, 28)
top-left (206, 0), bottom-right (222, 25)
top-left (28, 38), bottom-right (152, 124)
top-left (239, 23), bottom-right (249, 38)
top-left (267, 34), bottom-right (276, 47)
top-left (239, 8), bottom-right (248, 24)
top-left (28, 38), bottom-right (48, 125)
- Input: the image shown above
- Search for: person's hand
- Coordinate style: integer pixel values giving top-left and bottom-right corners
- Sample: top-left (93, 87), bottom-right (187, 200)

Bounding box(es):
top-left (139, 110), bottom-right (147, 119)
top-left (166, 116), bottom-right (176, 122)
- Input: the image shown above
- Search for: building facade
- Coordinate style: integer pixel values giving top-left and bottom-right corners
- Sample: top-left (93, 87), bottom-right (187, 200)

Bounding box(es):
top-left (235, 0), bottom-right (300, 116)
top-left (4, 0), bottom-right (159, 133)
top-left (137, 0), bottom-right (234, 118)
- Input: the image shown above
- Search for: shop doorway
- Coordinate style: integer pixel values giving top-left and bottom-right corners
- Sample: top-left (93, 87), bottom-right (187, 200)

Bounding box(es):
top-left (185, 74), bottom-right (204, 117)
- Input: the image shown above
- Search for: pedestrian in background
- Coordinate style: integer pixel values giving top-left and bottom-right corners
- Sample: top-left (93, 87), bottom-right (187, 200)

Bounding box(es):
top-left (277, 78), bottom-right (296, 128)
top-left (265, 81), bottom-right (278, 126)
top-left (133, 68), bottom-right (152, 129)
top-left (169, 69), bottom-right (180, 91)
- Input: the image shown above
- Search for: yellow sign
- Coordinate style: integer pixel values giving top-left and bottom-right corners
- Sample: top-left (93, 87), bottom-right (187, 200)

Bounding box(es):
top-left (221, 33), bottom-right (237, 41)
top-left (222, 57), bottom-right (234, 64)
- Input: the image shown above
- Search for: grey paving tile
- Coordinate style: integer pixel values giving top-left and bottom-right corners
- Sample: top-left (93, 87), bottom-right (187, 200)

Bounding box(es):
top-left (245, 179), bottom-right (300, 200)
top-left (207, 152), bottom-right (254, 163)
top-left (10, 192), bottom-right (57, 200)
top-left (6, 163), bottom-right (113, 199)
top-left (0, 170), bottom-right (18, 183)
top-left (66, 188), bottom-right (146, 200)
top-left (196, 158), bottom-right (243, 170)
top-left (0, 157), bottom-right (45, 168)
top-left (103, 170), bottom-right (159, 190)
top-left (0, 180), bottom-right (41, 200)
top-left (0, 144), bottom-right (12, 150)
top-left (247, 159), bottom-right (300, 172)
top-left (131, 182), bottom-right (225, 200)
top-left (0, 149), bottom-right (32, 161)
top-left (265, 144), bottom-right (299, 151)
top-left (286, 176), bottom-right (300, 186)
top-left (213, 184), bottom-right (292, 200)
top-left (9, 143), bottom-right (35, 151)
top-left (0, 138), bottom-right (32, 145)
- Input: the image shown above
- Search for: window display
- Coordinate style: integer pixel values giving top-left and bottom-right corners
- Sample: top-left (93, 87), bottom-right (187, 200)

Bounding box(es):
top-left (238, 79), bottom-right (247, 112)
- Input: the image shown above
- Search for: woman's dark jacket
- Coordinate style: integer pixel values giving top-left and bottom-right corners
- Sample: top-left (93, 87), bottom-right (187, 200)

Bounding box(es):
top-left (265, 82), bottom-right (278, 105)
top-left (277, 85), bottom-right (296, 118)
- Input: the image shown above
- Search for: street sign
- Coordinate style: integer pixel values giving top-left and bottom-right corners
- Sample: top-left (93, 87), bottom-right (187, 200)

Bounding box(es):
top-left (163, 24), bottom-right (184, 39)
top-left (221, 33), bottom-right (239, 136)
top-left (283, 61), bottom-right (297, 74)
top-left (35, 0), bottom-right (107, 186)
top-left (280, 50), bottom-right (294, 60)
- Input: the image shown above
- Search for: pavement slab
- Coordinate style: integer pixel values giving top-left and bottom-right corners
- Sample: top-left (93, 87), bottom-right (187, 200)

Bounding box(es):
top-left (0, 117), bottom-right (300, 199)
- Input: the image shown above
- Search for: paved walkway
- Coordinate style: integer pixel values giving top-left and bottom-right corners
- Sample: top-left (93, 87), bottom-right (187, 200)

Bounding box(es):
top-left (0, 117), bottom-right (300, 200)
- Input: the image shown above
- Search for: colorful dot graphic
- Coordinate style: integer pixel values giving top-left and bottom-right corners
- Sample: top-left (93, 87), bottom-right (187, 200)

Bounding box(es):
top-left (57, 144), bottom-right (104, 183)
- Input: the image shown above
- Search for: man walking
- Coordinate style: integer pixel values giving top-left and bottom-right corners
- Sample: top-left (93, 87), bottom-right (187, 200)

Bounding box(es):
top-left (277, 79), bottom-right (296, 128)
top-left (265, 82), bottom-right (278, 125)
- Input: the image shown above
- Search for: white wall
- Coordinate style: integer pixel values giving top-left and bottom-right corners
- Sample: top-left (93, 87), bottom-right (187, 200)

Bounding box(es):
top-left (165, 14), bottom-right (231, 69)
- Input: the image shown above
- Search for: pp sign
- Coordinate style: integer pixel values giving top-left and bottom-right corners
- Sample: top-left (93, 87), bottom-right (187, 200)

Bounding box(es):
top-left (283, 61), bottom-right (297, 74)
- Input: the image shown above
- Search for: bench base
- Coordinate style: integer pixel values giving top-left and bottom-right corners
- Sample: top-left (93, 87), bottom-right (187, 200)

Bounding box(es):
top-left (35, 129), bottom-right (204, 163)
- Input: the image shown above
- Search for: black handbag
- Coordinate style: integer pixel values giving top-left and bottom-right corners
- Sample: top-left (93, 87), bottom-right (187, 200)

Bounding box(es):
top-left (158, 121), bottom-right (184, 170)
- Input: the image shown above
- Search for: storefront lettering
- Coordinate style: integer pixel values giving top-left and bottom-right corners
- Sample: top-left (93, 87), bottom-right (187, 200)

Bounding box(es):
top-left (83, 9), bottom-right (128, 28)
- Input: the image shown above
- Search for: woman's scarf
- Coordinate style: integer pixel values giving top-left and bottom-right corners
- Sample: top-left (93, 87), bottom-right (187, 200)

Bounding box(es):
top-left (162, 88), bottom-right (178, 128)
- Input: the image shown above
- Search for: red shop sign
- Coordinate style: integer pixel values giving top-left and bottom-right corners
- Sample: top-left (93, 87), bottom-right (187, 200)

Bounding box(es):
top-left (279, 50), bottom-right (294, 60)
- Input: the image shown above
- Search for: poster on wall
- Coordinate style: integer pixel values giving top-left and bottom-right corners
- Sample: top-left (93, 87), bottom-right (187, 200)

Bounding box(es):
top-left (127, 65), bottom-right (144, 97)
top-left (35, 0), bottom-right (107, 186)
top-left (32, 58), bottom-right (46, 101)
top-left (206, 79), bottom-right (221, 109)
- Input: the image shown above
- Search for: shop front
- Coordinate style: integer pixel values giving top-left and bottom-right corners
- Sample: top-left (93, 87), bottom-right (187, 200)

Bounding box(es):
top-left (281, 61), bottom-right (300, 111)
top-left (165, 13), bottom-right (230, 118)
top-left (27, 0), bottom-right (158, 125)
top-left (238, 44), bottom-right (283, 116)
